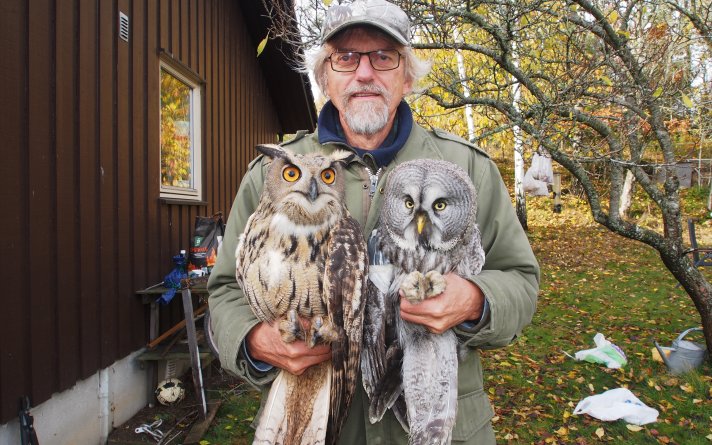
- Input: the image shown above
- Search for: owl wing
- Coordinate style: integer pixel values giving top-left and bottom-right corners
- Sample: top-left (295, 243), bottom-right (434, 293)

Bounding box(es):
top-left (323, 213), bottom-right (367, 444)
top-left (360, 229), bottom-right (405, 426)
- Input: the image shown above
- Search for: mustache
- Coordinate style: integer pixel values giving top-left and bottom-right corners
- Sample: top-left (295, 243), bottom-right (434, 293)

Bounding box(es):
top-left (342, 83), bottom-right (391, 101)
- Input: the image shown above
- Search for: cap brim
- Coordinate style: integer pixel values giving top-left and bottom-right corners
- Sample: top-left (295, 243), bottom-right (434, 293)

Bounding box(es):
top-left (322, 19), bottom-right (409, 46)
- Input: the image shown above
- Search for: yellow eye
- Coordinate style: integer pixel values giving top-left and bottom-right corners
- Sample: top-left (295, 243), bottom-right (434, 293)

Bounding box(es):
top-left (405, 198), bottom-right (414, 209)
top-left (282, 165), bottom-right (301, 182)
top-left (433, 200), bottom-right (447, 211)
top-left (321, 168), bottom-right (336, 184)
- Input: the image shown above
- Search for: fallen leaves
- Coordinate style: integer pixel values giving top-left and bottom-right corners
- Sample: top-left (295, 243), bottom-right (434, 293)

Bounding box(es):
top-left (486, 198), bottom-right (711, 444)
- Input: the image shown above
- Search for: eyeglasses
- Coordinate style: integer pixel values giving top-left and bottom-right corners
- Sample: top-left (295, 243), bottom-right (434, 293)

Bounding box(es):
top-left (327, 50), bottom-right (403, 72)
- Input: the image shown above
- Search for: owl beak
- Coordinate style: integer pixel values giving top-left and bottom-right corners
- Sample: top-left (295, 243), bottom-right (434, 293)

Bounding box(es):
top-left (308, 178), bottom-right (319, 202)
top-left (416, 214), bottom-right (427, 234)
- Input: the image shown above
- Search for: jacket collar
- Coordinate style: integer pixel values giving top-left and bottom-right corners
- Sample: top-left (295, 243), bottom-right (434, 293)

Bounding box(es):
top-left (317, 100), bottom-right (414, 168)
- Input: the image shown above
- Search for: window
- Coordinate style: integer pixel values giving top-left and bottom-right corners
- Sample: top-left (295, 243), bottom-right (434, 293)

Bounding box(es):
top-left (159, 58), bottom-right (203, 201)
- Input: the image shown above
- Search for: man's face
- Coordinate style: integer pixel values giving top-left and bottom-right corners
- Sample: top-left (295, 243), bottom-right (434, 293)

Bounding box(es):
top-left (325, 29), bottom-right (412, 136)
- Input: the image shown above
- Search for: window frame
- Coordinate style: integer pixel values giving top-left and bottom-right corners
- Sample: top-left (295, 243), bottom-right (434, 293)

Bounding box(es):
top-left (158, 52), bottom-right (205, 203)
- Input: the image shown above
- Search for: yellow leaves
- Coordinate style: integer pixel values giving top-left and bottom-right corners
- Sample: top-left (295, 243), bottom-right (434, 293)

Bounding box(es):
top-left (256, 35), bottom-right (268, 57)
top-left (199, 441), bottom-right (210, 445)
top-left (224, 424), bottom-right (233, 430)
top-left (706, 433), bottom-right (712, 441)
top-left (595, 427), bottom-right (605, 438)
top-left (626, 424), bottom-right (644, 432)
top-left (653, 87), bottom-right (663, 98)
top-left (555, 426), bottom-right (569, 436)
top-left (679, 383), bottom-right (694, 393)
top-left (681, 94), bottom-right (694, 108)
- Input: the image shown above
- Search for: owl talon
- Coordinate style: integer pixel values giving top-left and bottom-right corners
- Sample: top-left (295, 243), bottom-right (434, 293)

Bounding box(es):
top-left (400, 271), bottom-right (426, 303)
top-left (309, 316), bottom-right (340, 347)
top-left (279, 310), bottom-right (303, 343)
top-left (424, 270), bottom-right (446, 298)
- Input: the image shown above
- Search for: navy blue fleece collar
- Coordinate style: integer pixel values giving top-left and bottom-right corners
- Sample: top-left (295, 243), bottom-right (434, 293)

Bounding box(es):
top-left (317, 100), bottom-right (413, 168)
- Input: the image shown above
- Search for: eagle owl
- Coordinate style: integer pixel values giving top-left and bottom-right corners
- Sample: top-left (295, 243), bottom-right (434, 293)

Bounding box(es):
top-left (362, 159), bottom-right (485, 445)
top-left (235, 144), bottom-right (367, 445)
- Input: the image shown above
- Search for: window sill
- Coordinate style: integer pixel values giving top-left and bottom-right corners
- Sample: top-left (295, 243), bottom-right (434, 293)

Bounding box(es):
top-left (159, 198), bottom-right (208, 206)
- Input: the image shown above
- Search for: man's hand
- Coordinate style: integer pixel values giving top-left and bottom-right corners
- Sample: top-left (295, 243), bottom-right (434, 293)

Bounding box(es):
top-left (399, 273), bottom-right (484, 334)
top-left (246, 321), bottom-right (331, 375)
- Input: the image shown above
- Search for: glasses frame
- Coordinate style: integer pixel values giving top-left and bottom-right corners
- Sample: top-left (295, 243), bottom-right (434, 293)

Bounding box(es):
top-left (327, 50), bottom-right (403, 73)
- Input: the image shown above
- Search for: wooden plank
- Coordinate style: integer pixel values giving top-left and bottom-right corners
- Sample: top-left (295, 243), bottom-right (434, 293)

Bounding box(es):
top-left (78, 0), bottom-right (101, 378)
top-left (117, 0), bottom-right (132, 356)
top-left (55, 0), bottom-right (81, 389)
top-left (181, 0), bottom-right (189, 66)
top-left (193, 0), bottom-right (200, 76)
top-left (218, 0), bottom-right (226, 210)
top-left (146, 0), bottom-right (161, 283)
top-left (159, 0), bottom-right (169, 52)
top-left (131, 0), bottom-right (148, 346)
top-left (208, 0), bottom-right (218, 211)
top-left (228, 0), bottom-right (236, 212)
top-left (0, 0), bottom-right (30, 424)
top-left (182, 400), bottom-right (222, 445)
top-left (171, 0), bottom-right (179, 58)
top-left (98, 0), bottom-right (118, 365)
top-left (146, 304), bottom-right (208, 349)
top-left (27, 0), bottom-right (58, 404)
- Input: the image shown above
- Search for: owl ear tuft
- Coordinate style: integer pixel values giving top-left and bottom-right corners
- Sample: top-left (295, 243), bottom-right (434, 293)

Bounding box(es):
top-left (331, 149), bottom-right (355, 165)
top-left (256, 144), bottom-right (291, 161)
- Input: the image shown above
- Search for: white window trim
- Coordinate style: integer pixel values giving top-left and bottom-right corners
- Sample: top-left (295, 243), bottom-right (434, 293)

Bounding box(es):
top-left (159, 60), bottom-right (203, 201)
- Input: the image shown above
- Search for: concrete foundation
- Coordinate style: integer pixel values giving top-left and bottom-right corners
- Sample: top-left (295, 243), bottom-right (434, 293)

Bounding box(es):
top-left (0, 349), bottom-right (149, 445)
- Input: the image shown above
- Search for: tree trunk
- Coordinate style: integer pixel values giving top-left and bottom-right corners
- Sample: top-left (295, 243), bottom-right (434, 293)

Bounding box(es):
top-left (618, 171), bottom-right (635, 219)
top-left (660, 248), bottom-right (712, 356)
top-left (515, 145), bottom-right (527, 230)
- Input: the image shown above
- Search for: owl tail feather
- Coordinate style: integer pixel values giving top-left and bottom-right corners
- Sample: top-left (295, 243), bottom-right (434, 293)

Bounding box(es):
top-left (368, 343), bottom-right (404, 424)
top-left (253, 363), bottom-right (331, 445)
top-left (402, 330), bottom-right (458, 445)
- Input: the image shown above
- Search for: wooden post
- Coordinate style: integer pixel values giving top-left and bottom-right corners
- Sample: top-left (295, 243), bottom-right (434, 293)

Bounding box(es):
top-left (553, 172), bottom-right (562, 213)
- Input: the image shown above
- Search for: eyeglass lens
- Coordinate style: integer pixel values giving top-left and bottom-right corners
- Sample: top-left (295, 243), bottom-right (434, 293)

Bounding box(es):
top-left (330, 50), bottom-right (401, 72)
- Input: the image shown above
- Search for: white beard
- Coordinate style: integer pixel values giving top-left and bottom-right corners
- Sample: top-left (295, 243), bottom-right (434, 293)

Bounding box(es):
top-left (343, 99), bottom-right (390, 135)
top-left (339, 84), bottom-right (393, 136)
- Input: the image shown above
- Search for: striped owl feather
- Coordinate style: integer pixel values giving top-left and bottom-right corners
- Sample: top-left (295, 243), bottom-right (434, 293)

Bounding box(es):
top-left (236, 144), bottom-right (367, 445)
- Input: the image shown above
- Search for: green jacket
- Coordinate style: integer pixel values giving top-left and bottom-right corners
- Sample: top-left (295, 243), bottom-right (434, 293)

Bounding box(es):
top-left (207, 123), bottom-right (540, 444)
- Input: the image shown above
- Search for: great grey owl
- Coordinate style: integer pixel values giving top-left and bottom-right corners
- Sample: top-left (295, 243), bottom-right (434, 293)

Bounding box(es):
top-left (362, 159), bottom-right (485, 445)
top-left (235, 144), bottom-right (367, 445)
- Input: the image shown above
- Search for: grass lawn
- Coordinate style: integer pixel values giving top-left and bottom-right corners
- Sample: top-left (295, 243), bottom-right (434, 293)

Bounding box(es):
top-left (202, 195), bottom-right (711, 445)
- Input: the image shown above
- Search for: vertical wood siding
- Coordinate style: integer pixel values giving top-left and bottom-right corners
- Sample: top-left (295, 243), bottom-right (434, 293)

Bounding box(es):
top-left (0, 0), bottom-right (289, 423)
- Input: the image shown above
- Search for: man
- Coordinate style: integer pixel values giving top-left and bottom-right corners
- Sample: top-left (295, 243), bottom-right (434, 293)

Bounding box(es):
top-left (208, 0), bottom-right (539, 443)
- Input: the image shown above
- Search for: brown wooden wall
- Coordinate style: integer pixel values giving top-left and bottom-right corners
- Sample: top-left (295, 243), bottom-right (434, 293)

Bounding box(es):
top-left (0, 0), bottom-right (312, 423)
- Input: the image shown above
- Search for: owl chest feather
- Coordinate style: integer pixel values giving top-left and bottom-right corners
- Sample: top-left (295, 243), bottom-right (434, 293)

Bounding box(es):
top-left (382, 242), bottom-right (458, 276)
top-left (237, 213), bottom-right (332, 322)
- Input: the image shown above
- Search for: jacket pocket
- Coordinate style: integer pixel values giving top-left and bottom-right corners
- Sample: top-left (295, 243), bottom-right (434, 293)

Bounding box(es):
top-left (452, 388), bottom-right (495, 442)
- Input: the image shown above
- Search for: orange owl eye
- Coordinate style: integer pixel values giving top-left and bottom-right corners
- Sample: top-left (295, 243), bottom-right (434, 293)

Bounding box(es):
top-left (321, 168), bottom-right (336, 184)
top-left (282, 165), bottom-right (301, 182)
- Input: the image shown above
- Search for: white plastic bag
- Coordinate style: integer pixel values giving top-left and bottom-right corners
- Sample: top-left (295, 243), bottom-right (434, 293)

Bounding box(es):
top-left (529, 152), bottom-right (554, 183)
top-left (573, 388), bottom-right (659, 425)
top-left (523, 169), bottom-right (549, 196)
top-left (574, 333), bottom-right (627, 369)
